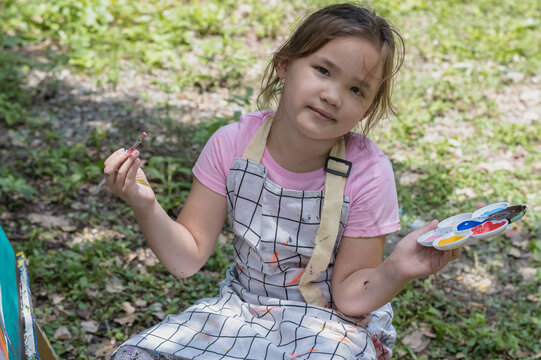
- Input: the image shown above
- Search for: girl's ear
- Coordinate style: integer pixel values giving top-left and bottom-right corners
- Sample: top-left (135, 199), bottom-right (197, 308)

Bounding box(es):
top-left (276, 58), bottom-right (289, 79)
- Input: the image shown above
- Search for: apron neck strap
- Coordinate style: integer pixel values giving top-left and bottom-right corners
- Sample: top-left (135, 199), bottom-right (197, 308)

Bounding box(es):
top-left (299, 136), bottom-right (349, 308)
top-left (242, 114), bottom-right (352, 309)
top-left (242, 115), bottom-right (273, 162)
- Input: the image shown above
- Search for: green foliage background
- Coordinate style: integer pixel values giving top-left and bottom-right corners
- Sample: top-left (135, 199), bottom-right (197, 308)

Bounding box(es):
top-left (1, 0), bottom-right (540, 358)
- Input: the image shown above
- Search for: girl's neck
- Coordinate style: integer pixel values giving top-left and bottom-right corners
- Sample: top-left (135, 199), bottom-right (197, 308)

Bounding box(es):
top-left (267, 110), bottom-right (339, 173)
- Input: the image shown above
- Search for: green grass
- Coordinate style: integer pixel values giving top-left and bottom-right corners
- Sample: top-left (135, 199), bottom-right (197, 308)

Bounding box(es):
top-left (1, 0), bottom-right (540, 358)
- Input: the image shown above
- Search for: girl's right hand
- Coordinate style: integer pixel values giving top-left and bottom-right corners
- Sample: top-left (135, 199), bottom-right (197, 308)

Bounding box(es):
top-left (388, 220), bottom-right (462, 282)
top-left (103, 148), bottom-right (155, 209)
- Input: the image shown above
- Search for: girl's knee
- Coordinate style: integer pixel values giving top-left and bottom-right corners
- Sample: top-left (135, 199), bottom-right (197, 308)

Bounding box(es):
top-left (111, 345), bottom-right (158, 360)
top-left (111, 345), bottom-right (186, 360)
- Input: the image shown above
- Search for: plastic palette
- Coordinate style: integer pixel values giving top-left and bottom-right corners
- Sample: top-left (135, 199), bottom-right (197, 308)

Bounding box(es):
top-left (417, 203), bottom-right (527, 250)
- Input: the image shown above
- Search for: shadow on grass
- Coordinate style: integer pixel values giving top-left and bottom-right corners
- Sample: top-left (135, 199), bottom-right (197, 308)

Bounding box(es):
top-left (1, 44), bottom-right (238, 358)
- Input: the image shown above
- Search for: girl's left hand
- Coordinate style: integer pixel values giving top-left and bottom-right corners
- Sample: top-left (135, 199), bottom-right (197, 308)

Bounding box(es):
top-left (389, 220), bottom-right (462, 282)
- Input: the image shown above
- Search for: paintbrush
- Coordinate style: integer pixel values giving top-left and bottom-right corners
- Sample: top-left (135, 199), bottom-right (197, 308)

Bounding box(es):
top-left (93, 131), bottom-right (148, 194)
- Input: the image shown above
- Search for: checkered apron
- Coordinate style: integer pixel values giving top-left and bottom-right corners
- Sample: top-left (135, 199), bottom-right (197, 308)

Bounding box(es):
top-left (112, 117), bottom-right (396, 360)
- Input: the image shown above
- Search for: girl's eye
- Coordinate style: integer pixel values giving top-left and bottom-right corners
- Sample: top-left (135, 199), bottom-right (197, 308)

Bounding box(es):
top-left (351, 87), bottom-right (363, 97)
top-left (315, 66), bottom-right (329, 76)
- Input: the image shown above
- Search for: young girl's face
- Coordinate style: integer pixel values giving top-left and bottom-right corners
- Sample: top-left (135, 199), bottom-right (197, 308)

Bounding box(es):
top-left (276, 36), bottom-right (383, 142)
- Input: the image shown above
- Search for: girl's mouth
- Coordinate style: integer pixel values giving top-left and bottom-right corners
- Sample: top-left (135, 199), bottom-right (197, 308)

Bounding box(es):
top-left (309, 107), bottom-right (334, 121)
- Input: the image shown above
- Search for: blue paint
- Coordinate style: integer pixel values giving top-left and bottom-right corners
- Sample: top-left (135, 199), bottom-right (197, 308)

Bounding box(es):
top-left (481, 207), bottom-right (505, 217)
top-left (457, 219), bottom-right (485, 231)
top-left (301, 215), bottom-right (312, 223)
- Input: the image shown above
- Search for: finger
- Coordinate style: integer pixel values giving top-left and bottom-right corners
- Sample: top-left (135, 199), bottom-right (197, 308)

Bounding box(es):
top-left (104, 150), bottom-right (127, 177)
top-left (411, 219), bottom-right (439, 238)
top-left (104, 148), bottom-right (125, 168)
top-left (442, 247), bottom-right (462, 264)
top-left (450, 247), bottom-right (462, 260)
top-left (104, 150), bottom-right (129, 181)
top-left (124, 158), bottom-right (141, 190)
top-left (115, 150), bottom-right (139, 186)
top-left (424, 219), bottom-right (438, 231)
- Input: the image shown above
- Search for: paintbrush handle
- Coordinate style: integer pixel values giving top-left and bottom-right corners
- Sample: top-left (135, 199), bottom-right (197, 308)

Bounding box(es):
top-left (93, 178), bottom-right (107, 194)
top-left (127, 131), bottom-right (148, 152)
top-left (94, 132), bottom-right (148, 195)
top-left (128, 139), bottom-right (143, 152)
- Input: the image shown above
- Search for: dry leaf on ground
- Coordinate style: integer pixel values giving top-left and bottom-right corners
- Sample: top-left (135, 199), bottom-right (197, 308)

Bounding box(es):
top-left (114, 313), bottom-right (138, 326)
top-left (81, 320), bottom-right (100, 333)
top-left (402, 329), bottom-right (433, 353)
top-left (53, 325), bottom-right (72, 340)
top-left (27, 213), bottom-right (76, 232)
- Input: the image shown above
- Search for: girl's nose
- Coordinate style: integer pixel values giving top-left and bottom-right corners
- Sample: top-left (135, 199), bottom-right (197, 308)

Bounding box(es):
top-left (320, 85), bottom-right (341, 107)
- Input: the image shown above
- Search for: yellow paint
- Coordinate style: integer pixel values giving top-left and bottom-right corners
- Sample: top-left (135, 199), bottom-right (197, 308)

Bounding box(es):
top-left (438, 235), bottom-right (466, 245)
top-left (136, 179), bottom-right (150, 186)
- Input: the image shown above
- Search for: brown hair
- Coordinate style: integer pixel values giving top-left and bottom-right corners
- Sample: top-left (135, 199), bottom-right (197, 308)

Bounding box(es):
top-left (258, 2), bottom-right (405, 137)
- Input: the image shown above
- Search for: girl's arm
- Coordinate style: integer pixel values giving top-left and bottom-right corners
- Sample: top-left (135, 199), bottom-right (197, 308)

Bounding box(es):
top-left (133, 178), bottom-right (227, 278)
top-left (331, 221), bottom-right (461, 316)
top-left (104, 148), bottom-right (227, 278)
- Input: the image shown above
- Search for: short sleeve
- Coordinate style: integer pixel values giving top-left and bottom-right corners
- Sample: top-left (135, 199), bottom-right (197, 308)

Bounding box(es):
top-left (343, 155), bottom-right (400, 238)
top-left (192, 125), bottom-right (236, 196)
top-left (191, 111), bottom-right (270, 195)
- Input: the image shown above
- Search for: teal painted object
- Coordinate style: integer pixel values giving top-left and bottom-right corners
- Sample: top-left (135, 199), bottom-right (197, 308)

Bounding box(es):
top-left (0, 224), bottom-right (22, 359)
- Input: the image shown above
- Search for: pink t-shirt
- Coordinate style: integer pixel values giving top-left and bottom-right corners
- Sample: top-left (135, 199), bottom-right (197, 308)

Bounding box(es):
top-left (193, 111), bottom-right (400, 238)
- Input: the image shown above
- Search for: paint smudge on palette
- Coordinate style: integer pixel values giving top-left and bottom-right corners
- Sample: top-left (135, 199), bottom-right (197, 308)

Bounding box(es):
top-left (417, 228), bottom-right (452, 247)
top-left (438, 235), bottom-right (467, 246)
top-left (456, 219), bottom-right (486, 231)
top-left (472, 202), bottom-right (509, 218)
top-left (433, 231), bottom-right (470, 250)
top-left (471, 220), bottom-right (507, 235)
top-left (488, 205), bottom-right (527, 222)
top-left (425, 235), bottom-right (442, 242)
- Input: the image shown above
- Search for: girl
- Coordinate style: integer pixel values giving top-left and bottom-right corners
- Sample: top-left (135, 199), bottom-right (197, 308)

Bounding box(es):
top-left (107, 3), bottom-right (461, 359)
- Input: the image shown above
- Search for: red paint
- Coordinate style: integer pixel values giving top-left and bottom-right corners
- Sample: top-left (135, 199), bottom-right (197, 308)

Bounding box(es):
top-left (255, 306), bottom-right (280, 314)
top-left (267, 251), bottom-right (279, 268)
top-left (287, 269), bottom-right (305, 285)
top-left (127, 131), bottom-right (148, 154)
top-left (471, 220), bottom-right (506, 235)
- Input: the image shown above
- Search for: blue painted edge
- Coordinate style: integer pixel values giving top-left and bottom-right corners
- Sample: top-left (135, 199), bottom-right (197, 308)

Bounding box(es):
top-left (0, 224), bottom-right (22, 359)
